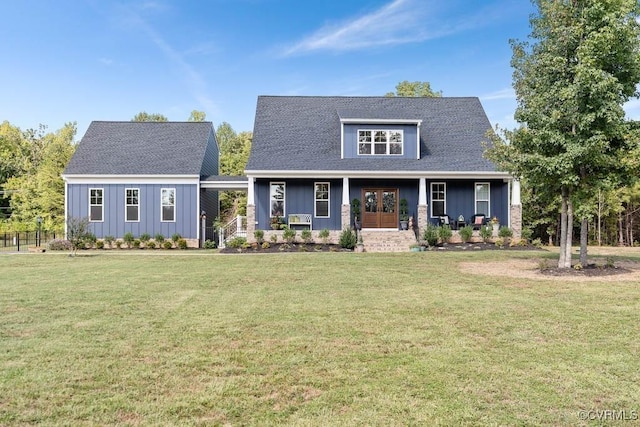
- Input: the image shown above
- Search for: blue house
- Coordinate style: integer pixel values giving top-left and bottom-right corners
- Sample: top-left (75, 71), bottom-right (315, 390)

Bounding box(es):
top-left (62, 121), bottom-right (223, 247)
top-left (245, 96), bottom-right (521, 249)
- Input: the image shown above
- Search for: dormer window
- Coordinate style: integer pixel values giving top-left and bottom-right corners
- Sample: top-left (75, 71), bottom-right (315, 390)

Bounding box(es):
top-left (358, 130), bottom-right (403, 156)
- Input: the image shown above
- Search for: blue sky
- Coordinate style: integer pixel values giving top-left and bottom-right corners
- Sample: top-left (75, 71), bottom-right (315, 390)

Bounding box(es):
top-left (2, 0), bottom-right (639, 140)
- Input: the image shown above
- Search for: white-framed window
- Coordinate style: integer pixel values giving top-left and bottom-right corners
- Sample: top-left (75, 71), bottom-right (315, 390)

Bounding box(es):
top-left (270, 182), bottom-right (285, 217)
top-left (89, 188), bottom-right (103, 222)
top-left (161, 188), bottom-right (175, 222)
top-left (125, 188), bottom-right (139, 222)
top-left (475, 182), bottom-right (490, 216)
top-left (430, 182), bottom-right (446, 217)
top-left (358, 129), bottom-right (403, 155)
top-left (314, 182), bottom-right (330, 218)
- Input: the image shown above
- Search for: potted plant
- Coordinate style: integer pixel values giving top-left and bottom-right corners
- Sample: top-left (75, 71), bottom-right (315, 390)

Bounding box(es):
top-left (399, 198), bottom-right (409, 230)
top-left (490, 216), bottom-right (500, 235)
top-left (351, 198), bottom-right (361, 230)
top-left (270, 216), bottom-right (283, 230)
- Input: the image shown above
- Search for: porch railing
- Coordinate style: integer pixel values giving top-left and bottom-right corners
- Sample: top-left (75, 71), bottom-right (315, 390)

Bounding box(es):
top-left (218, 216), bottom-right (247, 248)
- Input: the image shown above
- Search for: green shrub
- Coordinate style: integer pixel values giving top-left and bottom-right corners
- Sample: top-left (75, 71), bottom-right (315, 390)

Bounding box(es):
top-left (116, 240), bottom-right (123, 249)
top-left (338, 228), bottom-right (357, 249)
top-left (96, 240), bottom-right (105, 249)
top-left (104, 235), bottom-right (115, 248)
top-left (479, 225), bottom-right (492, 242)
top-left (47, 239), bottom-right (72, 251)
top-left (171, 233), bottom-right (182, 247)
top-left (154, 234), bottom-right (165, 245)
top-left (123, 232), bottom-right (135, 249)
top-left (178, 238), bottom-right (188, 250)
top-left (261, 241), bottom-right (270, 249)
top-left (163, 241), bottom-right (173, 250)
top-left (438, 225), bottom-right (452, 243)
top-left (282, 228), bottom-right (296, 244)
top-left (318, 228), bottom-right (330, 244)
top-left (204, 240), bottom-right (217, 249)
top-left (84, 233), bottom-right (97, 249)
top-left (498, 226), bottom-right (513, 239)
top-left (459, 225), bottom-right (473, 243)
top-left (423, 224), bottom-right (439, 247)
top-left (521, 227), bottom-right (533, 242)
top-left (133, 239), bottom-right (141, 249)
top-left (301, 229), bottom-right (312, 244)
top-left (140, 233), bottom-right (151, 246)
top-left (227, 236), bottom-right (247, 248)
top-left (147, 241), bottom-right (156, 249)
top-left (254, 229), bottom-right (265, 244)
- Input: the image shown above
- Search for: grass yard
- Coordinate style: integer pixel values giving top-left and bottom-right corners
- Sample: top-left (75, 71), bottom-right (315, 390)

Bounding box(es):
top-left (1, 250), bottom-right (639, 425)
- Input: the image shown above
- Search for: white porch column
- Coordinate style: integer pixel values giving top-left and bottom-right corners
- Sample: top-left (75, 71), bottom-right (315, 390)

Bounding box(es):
top-left (342, 177), bottom-right (350, 230)
top-left (511, 179), bottom-right (521, 205)
top-left (510, 179), bottom-right (522, 241)
top-left (418, 178), bottom-right (427, 205)
top-left (417, 177), bottom-right (428, 239)
top-left (247, 176), bottom-right (255, 205)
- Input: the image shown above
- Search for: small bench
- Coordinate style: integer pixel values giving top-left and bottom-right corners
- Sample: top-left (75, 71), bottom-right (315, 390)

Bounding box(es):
top-left (288, 213), bottom-right (312, 230)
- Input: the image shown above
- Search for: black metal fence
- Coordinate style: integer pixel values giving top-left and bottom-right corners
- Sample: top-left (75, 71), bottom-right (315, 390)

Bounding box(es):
top-left (0, 231), bottom-right (58, 252)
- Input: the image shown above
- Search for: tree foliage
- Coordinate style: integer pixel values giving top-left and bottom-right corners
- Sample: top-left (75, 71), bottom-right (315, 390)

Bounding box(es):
top-left (131, 111), bottom-right (168, 122)
top-left (385, 80), bottom-right (442, 97)
top-left (1, 122), bottom-right (76, 230)
top-left (486, 0), bottom-right (640, 267)
top-left (188, 110), bottom-right (206, 122)
top-left (216, 122), bottom-right (252, 220)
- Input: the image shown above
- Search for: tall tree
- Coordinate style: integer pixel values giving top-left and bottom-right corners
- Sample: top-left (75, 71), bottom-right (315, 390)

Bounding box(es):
top-left (216, 122), bottom-right (252, 220)
top-left (188, 110), bottom-right (206, 122)
top-left (487, 0), bottom-right (640, 268)
top-left (131, 111), bottom-right (168, 122)
top-left (385, 80), bottom-right (442, 97)
top-left (3, 123), bottom-right (76, 229)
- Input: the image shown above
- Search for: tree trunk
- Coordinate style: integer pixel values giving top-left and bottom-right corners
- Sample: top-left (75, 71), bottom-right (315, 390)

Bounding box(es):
top-left (564, 196), bottom-right (573, 268)
top-left (559, 190), bottom-right (568, 268)
top-left (558, 187), bottom-right (573, 269)
top-left (580, 217), bottom-right (588, 268)
top-left (597, 189), bottom-right (602, 246)
top-left (618, 211), bottom-right (625, 246)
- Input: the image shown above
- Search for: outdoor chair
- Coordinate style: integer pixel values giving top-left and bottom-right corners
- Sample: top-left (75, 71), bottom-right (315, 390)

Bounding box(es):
top-left (469, 214), bottom-right (487, 230)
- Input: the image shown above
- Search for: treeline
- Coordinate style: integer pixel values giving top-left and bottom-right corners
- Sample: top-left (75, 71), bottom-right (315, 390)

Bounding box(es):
top-left (0, 111), bottom-right (251, 232)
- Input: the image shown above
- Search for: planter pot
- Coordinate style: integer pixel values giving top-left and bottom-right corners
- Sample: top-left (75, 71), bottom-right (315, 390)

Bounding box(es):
top-left (492, 224), bottom-right (499, 235)
top-left (400, 220), bottom-right (408, 230)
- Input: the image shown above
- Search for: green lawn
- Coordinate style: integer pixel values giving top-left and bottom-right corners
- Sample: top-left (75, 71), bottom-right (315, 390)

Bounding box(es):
top-left (1, 250), bottom-right (639, 425)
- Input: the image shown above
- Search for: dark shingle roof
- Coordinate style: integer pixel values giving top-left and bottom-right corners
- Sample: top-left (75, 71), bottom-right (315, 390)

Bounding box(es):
top-left (247, 96), bottom-right (499, 173)
top-left (64, 121), bottom-right (214, 175)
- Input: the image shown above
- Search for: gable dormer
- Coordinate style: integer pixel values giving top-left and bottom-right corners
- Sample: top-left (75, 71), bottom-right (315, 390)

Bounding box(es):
top-left (338, 109), bottom-right (422, 160)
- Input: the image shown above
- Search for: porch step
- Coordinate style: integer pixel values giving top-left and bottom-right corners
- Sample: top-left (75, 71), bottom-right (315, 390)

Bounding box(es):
top-left (358, 230), bottom-right (418, 253)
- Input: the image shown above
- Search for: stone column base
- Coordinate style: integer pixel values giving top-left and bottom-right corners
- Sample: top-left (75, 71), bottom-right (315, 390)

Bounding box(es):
top-left (417, 204), bottom-right (428, 240)
top-left (341, 204), bottom-right (350, 230)
top-left (246, 204), bottom-right (256, 242)
top-left (510, 204), bottom-right (522, 241)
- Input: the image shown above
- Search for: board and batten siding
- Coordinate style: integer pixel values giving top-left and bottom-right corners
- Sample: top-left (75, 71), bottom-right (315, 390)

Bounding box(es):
top-left (342, 124), bottom-right (419, 159)
top-left (66, 183), bottom-right (199, 239)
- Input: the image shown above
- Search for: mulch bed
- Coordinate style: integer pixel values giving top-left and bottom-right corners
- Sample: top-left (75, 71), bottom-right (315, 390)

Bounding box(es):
top-left (219, 243), bottom-right (348, 254)
top-left (424, 242), bottom-right (543, 252)
top-left (539, 263), bottom-right (632, 277)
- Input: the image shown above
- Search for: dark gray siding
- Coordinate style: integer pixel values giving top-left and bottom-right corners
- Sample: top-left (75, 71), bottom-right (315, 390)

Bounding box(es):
top-left (254, 179), bottom-right (343, 230)
top-left (343, 124), bottom-right (419, 159)
top-left (427, 179), bottom-right (508, 225)
top-left (200, 129), bottom-right (219, 177)
top-left (67, 183), bottom-right (199, 239)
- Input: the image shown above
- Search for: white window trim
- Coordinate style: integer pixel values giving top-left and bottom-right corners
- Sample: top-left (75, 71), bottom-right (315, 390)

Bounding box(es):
top-left (474, 182), bottom-right (491, 216)
top-left (161, 188), bottom-right (176, 223)
top-left (357, 129), bottom-right (404, 156)
top-left (314, 182), bottom-right (330, 218)
top-left (89, 187), bottom-right (104, 222)
top-left (270, 182), bottom-right (286, 217)
top-left (430, 182), bottom-right (446, 218)
top-left (125, 188), bottom-right (140, 223)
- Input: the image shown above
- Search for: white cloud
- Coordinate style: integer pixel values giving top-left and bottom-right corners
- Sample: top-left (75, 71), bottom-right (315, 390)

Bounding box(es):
top-left (98, 57), bottom-right (114, 66)
top-left (281, 0), bottom-right (463, 56)
top-left (480, 88), bottom-right (515, 101)
top-left (118, 6), bottom-right (218, 116)
top-left (624, 98), bottom-right (640, 120)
